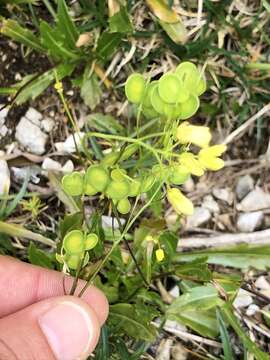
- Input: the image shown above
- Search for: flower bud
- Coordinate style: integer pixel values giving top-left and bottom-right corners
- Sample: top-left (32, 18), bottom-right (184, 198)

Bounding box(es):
top-left (176, 121), bottom-right (211, 148)
top-left (167, 188), bottom-right (194, 215)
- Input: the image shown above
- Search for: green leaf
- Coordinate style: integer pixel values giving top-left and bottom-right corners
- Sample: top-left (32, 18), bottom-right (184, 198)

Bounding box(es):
top-left (167, 308), bottom-right (219, 338)
top-left (81, 73), bottom-right (101, 110)
top-left (175, 257), bottom-right (212, 282)
top-left (57, 0), bottom-right (79, 49)
top-left (216, 308), bottom-right (235, 360)
top-left (109, 303), bottom-right (157, 341)
top-left (159, 20), bottom-right (187, 44)
top-left (221, 303), bottom-right (270, 360)
top-left (95, 326), bottom-right (110, 360)
top-left (0, 234), bottom-right (14, 254)
top-left (86, 113), bottom-right (124, 135)
top-left (40, 21), bottom-right (79, 60)
top-left (1, 19), bottom-right (45, 52)
top-left (59, 212), bottom-right (83, 239)
top-left (174, 244), bottom-right (270, 270)
top-left (96, 31), bottom-right (122, 60)
top-left (159, 231), bottom-right (178, 259)
top-left (28, 242), bottom-right (53, 269)
top-left (15, 63), bottom-right (75, 105)
top-left (109, 6), bottom-right (133, 34)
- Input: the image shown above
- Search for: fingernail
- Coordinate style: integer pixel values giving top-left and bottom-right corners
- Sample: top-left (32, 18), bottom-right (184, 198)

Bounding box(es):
top-left (39, 301), bottom-right (93, 360)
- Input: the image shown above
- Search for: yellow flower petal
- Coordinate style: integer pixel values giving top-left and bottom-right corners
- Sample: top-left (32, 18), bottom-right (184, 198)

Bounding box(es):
top-left (179, 152), bottom-right (204, 177)
top-left (199, 144), bottom-right (226, 158)
top-left (176, 122), bottom-right (212, 148)
top-left (156, 248), bottom-right (165, 262)
top-left (199, 155), bottom-right (225, 171)
top-left (167, 188), bottom-right (194, 215)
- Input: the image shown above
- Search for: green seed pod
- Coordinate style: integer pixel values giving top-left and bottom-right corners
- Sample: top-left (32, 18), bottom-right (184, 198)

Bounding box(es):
top-left (128, 179), bottom-right (141, 197)
top-left (169, 164), bottom-right (190, 185)
top-left (62, 172), bottom-right (84, 197)
top-left (176, 62), bottom-right (206, 96)
top-left (111, 168), bottom-right (127, 182)
top-left (63, 230), bottom-right (85, 254)
top-left (125, 73), bottom-right (146, 104)
top-left (85, 165), bottom-right (109, 192)
top-left (85, 233), bottom-right (99, 250)
top-left (117, 198), bottom-right (131, 214)
top-left (106, 179), bottom-right (130, 200)
top-left (158, 73), bottom-right (186, 104)
top-left (140, 174), bottom-right (156, 193)
top-left (178, 95), bottom-right (200, 120)
top-left (143, 81), bottom-right (158, 108)
top-left (84, 182), bottom-right (98, 196)
top-left (101, 152), bottom-right (119, 166)
top-left (65, 254), bottom-right (82, 270)
top-left (151, 84), bottom-right (165, 114)
top-left (120, 143), bottom-right (139, 161)
top-left (196, 77), bottom-right (207, 96)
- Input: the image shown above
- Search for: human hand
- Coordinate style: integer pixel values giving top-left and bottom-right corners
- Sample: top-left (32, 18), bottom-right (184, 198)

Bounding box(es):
top-left (0, 255), bottom-right (108, 360)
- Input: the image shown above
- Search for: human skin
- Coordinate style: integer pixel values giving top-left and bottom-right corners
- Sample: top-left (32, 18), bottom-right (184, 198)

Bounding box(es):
top-left (0, 255), bottom-right (109, 360)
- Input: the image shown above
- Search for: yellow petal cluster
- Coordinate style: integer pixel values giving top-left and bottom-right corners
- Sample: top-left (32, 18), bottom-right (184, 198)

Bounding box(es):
top-left (167, 188), bottom-right (194, 216)
top-left (176, 122), bottom-right (211, 148)
top-left (156, 248), bottom-right (165, 262)
top-left (179, 152), bottom-right (204, 177)
top-left (198, 144), bottom-right (227, 171)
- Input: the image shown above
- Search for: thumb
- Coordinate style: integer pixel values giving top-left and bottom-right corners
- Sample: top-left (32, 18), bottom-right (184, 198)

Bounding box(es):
top-left (0, 295), bottom-right (101, 360)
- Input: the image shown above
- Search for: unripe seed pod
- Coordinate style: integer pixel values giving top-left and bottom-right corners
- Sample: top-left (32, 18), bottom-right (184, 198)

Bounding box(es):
top-left (106, 179), bottom-right (130, 200)
top-left (151, 84), bottom-right (165, 114)
top-left (63, 230), bottom-right (85, 254)
top-left (85, 233), bottom-right (99, 250)
top-left (142, 105), bottom-right (159, 119)
top-left (65, 254), bottom-right (82, 270)
top-left (128, 179), bottom-right (141, 197)
top-left (120, 143), bottom-right (139, 161)
top-left (101, 152), bottom-right (119, 166)
top-left (85, 165), bottom-right (109, 192)
top-left (84, 182), bottom-right (98, 196)
top-left (178, 95), bottom-right (200, 120)
top-left (62, 172), bottom-right (84, 196)
top-left (140, 174), bottom-right (155, 193)
top-left (125, 73), bottom-right (146, 104)
top-left (158, 73), bottom-right (189, 104)
top-left (111, 168), bottom-right (127, 182)
top-left (143, 81), bottom-right (158, 108)
top-left (117, 198), bottom-right (131, 214)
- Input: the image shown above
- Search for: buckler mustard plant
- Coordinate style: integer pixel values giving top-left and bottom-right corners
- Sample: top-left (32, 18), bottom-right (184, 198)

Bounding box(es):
top-left (57, 61), bottom-right (226, 268)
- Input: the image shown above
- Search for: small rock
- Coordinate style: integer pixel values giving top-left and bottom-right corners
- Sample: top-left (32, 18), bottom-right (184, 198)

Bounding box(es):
top-left (0, 160), bottom-right (10, 195)
top-left (202, 195), bottom-right (220, 214)
top-left (15, 117), bottom-right (48, 155)
top-left (171, 343), bottom-right (188, 360)
top-left (255, 276), bottom-right (270, 291)
top-left (156, 339), bottom-right (173, 360)
top-left (237, 187), bottom-right (270, 212)
top-left (62, 160), bottom-right (74, 173)
top-left (41, 118), bottom-right (55, 133)
top-left (246, 304), bottom-right (260, 317)
top-left (25, 107), bottom-right (42, 123)
top-left (55, 132), bottom-right (85, 153)
top-left (0, 105), bottom-right (8, 121)
top-left (169, 286), bottom-right (180, 298)
top-left (0, 124), bottom-right (8, 137)
top-left (42, 158), bottom-right (62, 171)
top-left (12, 166), bottom-right (41, 184)
top-left (236, 211), bottom-right (263, 233)
top-left (213, 187), bottom-right (234, 205)
top-left (233, 289), bottom-right (253, 308)
top-left (236, 175), bottom-right (254, 200)
top-left (186, 207), bottom-right (211, 228)
top-left (182, 177), bottom-right (194, 192)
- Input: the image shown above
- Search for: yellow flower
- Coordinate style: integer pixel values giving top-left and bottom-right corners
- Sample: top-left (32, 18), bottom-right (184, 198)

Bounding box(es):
top-left (156, 248), bottom-right (165, 262)
top-left (198, 144), bottom-right (226, 171)
top-left (176, 121), bottom-right (212, 148)
top-left (179, 152), bottom-right (204, 177)
top-left (167, 188), bottom-right (194, 215)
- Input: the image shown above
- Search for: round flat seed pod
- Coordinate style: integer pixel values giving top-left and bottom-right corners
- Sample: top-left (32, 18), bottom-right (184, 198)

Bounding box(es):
top-left (85, 165), bottom-right (109, 192)
top-left (169, 164), bottom-right (190, 185)
top-left (142, 105), bottom-right (159, 119)
top-left (178, 95), bottom-right (200, 120)
top-left (117, 198), bottom-right (131, 214)
top-left (65, 254), bottom-right (82, 270)
top-left (62, 172), bottom-right (84, 196)
top-left (176, 62), bottom-right (199, 90)
top-left (125, 73), bottom-right (146, 104)
top-left (151, 84), bottom-right (165, 114)
top-left (84, 182), bottom-right (98, 196)
top-left (129, 179), bottom-right (141, 197)
top-left (111, 168), bottom-right (127, 182)
top-left (158, 73), bottom-right (182, 104)
top-left (85, 233), bottom-right (99, 250)
top-left (143, 81), bottom-right (158, 108)
top-left (106, 179), bottom-right (130, 200)
top-left (63, 230), bottom-right (85, 255)
top-left (196, 77), bottom-right (207, 96)
top-left (140, 174), bottom-right (155, 193)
